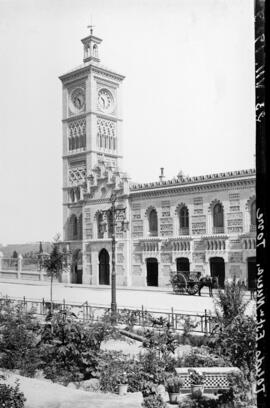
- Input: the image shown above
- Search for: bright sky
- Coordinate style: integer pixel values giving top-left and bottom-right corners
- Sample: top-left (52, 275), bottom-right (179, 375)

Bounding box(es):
top-left (0, 0), bottom-right (255, 245)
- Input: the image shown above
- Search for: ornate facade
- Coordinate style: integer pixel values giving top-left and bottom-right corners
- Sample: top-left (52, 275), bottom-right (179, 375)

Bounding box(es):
top-left (59, 30), bottom-right (256, 289)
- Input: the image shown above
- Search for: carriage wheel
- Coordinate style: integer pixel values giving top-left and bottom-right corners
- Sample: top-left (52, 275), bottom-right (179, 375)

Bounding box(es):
top-left (187, 279), bottom-right (199, 295)
top-left (177, 273), bottom-right (188, 294)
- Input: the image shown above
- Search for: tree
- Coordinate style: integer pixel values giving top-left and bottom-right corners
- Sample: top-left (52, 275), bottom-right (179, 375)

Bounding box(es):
top-left (12, 250), bottom-right (18, 258)
top-left (43, 236), bottom-right (64, 314)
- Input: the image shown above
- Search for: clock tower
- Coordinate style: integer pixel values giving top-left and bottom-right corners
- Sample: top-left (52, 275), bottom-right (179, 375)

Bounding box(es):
top-left (59, 28), bottom-right (125, 248)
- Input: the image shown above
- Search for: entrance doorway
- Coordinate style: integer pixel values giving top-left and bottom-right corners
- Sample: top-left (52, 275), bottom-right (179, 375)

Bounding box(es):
top-left (247, 257), bottom-right (256, 289)
top-left (146, 258), bottom-right (158, 286)
top-left (72, 249), bottom-right (83, 284)
top-left (176, 257), bottom-right (190, 273)
top-left (99, 249), bottom-right (110, 285)
top-left (210, 257), bottom-right (225, 288)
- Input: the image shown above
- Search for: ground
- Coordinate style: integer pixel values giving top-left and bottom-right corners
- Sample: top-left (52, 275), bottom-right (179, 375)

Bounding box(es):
top-left (0, 280), bottom-right (255, 315)
top-left (1, 370), bottom-right (143, 408)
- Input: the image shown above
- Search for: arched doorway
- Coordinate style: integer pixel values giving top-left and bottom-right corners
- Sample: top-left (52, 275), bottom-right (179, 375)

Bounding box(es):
top-left (176, 257), bottom-right (190, 273)
top-left (210, 257), bottom-right (225, 288)
top-left (247, 257), bottom-right (256, 289)
top-left (99, 249), bottom-right (110, 285)
top-left (146, 258), bottom-right (158, 286)
top-left (72, 249), bottom-right (83, 284)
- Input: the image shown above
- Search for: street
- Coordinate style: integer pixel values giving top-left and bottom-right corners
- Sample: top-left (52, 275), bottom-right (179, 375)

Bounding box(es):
top-left (0, 281), bottom-right (216, 314)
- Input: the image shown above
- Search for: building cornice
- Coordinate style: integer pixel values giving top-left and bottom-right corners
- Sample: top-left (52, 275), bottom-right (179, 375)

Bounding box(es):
top-left (129, 177), bottom-right (255, 199)
top-left (62, 112), bottom-right (123, 123)
top-left (62, 150), bottom-right (123, 159)
top-left (59, 63), bottom-right (125, 84)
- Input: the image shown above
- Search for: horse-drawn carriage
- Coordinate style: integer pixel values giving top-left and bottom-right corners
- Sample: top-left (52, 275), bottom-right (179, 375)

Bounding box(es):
top-left (170, 270), bottom-right (218, 296)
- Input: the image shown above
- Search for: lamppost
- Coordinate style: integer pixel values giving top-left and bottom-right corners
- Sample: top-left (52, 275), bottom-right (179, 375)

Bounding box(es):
top-left (100, 193), bottom-right (129, 322)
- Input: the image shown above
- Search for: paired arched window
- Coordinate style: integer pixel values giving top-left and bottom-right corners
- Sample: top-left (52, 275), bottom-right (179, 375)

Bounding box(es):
top-left (213, 203), bottom-right (224, 233)
top-left (179, 206), bottom-right (189, 235)
top-left (149, 209), bottom-right (158, 236)
top-left (250, 200), bottom-right (256, 228)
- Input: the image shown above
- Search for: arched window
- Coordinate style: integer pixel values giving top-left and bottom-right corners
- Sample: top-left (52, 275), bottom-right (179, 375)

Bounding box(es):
top-left (78, 214), bottom-right (83, 240)
top-left (149, 209), bottom-right (158, 236)
top-left (97, 213), bottom-right (104, 239)
top-left (213, 203), bottom-right (224, 233)
top-left (73, 215), bottom-right (78, 239)
top-left (107, 210), bottom-right (114, 238)
top-left (179, 206), bottom-right (189, 235)
top-left (250, 200), bottom-right (256, 229)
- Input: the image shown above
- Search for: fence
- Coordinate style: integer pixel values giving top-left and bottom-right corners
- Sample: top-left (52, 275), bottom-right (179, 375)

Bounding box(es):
top-left (0, 256), bottom-right (49, 281)
top-left (0, 295), bottom-right (214, 334)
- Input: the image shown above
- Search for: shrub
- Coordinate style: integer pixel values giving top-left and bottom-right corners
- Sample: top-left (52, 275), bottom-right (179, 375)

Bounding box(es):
top-left (217, 370), bottom-right (256, 407)
top-left (0, 301), bottom-right (41, 376)
top-left (177, 346), bottom-right (228, 368)
top-left (97, 351), bottom-right (131, 393)
top-left (39, 310), bottom-right (115, 384)
top-left (178, 396), bottom-right (218, 408)
top-left (214, 278), bottom-right (250, 325)
top-left (212, 315), bottom-right (256, 380)
top-left (98, 349), bottom-right (168, 393)
top-left (0, 378), bottom-right (26, 408)
top-left (141, 381), bottom-right (166, 408)
top-left (141, 394), bottom-right (166, 408)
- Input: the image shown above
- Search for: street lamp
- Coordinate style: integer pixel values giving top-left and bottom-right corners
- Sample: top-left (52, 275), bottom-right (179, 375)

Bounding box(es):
top-left (100, 193), bottom-right (129, 322)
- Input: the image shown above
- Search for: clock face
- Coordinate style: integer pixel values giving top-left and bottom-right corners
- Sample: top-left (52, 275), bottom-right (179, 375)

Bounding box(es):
top-left (98, 88), bottom-right (114, 113)
top-left (70, 88), bottom-right (85, 113)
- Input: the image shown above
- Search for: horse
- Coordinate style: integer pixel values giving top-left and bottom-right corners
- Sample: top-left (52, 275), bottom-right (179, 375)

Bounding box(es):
top-left (197, 276), bottom-right (219, 297)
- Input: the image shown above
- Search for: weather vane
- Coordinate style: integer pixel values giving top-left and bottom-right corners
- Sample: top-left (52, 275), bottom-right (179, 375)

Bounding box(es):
top-left (87, 16), bottom-right (95, 35)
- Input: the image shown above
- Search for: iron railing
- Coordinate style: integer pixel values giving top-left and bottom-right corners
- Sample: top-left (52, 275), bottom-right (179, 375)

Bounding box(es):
top-left (0, 295), bottom-right (214, 334)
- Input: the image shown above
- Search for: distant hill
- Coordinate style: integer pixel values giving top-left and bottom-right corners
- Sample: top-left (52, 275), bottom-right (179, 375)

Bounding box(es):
top-left (0, 242), bottom-right (51, 257)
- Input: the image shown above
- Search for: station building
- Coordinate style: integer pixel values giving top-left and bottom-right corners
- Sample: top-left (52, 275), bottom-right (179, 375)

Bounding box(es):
top-left (59, 30), bottom-right (256, 289)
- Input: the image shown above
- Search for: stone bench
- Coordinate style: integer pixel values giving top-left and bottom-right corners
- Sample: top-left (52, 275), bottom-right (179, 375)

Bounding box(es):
top-left (175, 367), bottom-right (240, 394)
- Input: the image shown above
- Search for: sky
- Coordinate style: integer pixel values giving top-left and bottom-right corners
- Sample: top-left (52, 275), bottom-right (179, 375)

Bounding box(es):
top-left (0, 0), bottom-right (255, 245)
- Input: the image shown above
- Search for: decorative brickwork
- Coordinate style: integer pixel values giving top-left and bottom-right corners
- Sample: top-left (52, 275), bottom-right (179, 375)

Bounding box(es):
top-left (192, 215), bottom-right (206, 235)
top-left (69, 162), bottom-right (86, 185)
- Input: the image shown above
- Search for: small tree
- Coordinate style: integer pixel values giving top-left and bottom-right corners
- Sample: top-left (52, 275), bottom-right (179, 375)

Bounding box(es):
top-left (214, 277), bottom-right (250, 325)
top-left (43, 235), bottom-right (64, 314)
top-left (12, 250), bottom-right (18, 258)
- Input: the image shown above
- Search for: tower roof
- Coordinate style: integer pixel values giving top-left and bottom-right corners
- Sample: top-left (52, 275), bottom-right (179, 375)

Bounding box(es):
top-left (81, 26), bottom-right (103, 63)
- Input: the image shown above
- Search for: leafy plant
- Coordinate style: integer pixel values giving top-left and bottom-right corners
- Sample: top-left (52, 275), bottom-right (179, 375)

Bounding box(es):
top-left (0, 300), bottom-right (41, 376)
top-left (0, 378), bottom-right (26, 408)
top-left (217, 371), bottom-right (255, 407)
top-left (141, 381), bottom-right (166, 408)
top-left (39, 310), bottom-right (115, 384)
top-left (177, 346), bottom-right (228, 368)
top-left (141, 394), bottom-right (166, 408)
top-left (179, 396), bottom-right (217, 408)
top-left (214, 277), bottom-right (250, 325)
top-left (165, 374), bottom-right (183, 393)
top-left (189, 370), bottom-right (205, 385)
top-left (211, 315), bottom-right (256, 381)
top-left (97, 351), bottom-right (131, 393)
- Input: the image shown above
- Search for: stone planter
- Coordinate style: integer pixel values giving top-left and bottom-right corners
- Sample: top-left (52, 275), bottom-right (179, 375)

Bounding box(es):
top-left (168, 392), bottom-right (180, 404)
top-left (191, 384), bottom-right (204, 398)
top-left (118, 384), bottom-right (128, 396)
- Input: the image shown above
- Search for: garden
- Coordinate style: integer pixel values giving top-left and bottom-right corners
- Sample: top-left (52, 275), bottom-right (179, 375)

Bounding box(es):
top-left (0, 277), bottom-right (256, 408)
